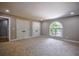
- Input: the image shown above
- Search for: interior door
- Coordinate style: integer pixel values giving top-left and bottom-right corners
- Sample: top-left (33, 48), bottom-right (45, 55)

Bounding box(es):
top-left (16, 19), bottom-right (30, 39)
top-left (22, 20), bottom-right (30, 39)
top-left (32, 21), bottom-right (40, 37)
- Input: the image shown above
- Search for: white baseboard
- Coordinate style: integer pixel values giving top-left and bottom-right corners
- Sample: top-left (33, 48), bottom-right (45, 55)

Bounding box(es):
top-left (10, 35), bottom-right (79, 44)
top-left (9, 36), bottom-right (41, 41)
top-left (47, 35), bottom-right (79, 43)
top-left (63, 39), bottom-right (79, 43)
top-left (10, 37), bottom-right (32, 41)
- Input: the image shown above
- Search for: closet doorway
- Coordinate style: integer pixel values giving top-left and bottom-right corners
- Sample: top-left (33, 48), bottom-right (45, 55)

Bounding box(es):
top-left (32, 21), bottom-right (40, 37)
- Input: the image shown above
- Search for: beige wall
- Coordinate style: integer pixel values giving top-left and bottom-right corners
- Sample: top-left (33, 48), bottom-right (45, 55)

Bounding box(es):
top-left (0, 12), bottom-right (41, 41)
top-left (1, 12), bottom-right (79, 41)
top-left (41, 16), bottom-right (79, 41)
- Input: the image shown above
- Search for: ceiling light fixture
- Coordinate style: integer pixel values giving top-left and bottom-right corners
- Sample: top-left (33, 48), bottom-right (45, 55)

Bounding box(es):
top-left (5, 9), bottom-right (10, 13)
top-left (70, 12), bottom-right (74, 15)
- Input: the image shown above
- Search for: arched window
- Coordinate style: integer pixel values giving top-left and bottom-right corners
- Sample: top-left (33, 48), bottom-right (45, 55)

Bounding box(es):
top-left (49, 21), bottom-right (63, 37)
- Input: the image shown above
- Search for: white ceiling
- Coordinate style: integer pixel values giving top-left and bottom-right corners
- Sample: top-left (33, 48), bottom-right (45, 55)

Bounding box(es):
top-left (0, 2), bottom-right (79, 20)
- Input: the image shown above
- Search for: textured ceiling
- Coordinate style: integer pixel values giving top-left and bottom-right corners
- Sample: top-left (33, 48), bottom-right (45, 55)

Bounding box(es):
top-left (0, 2), bottom-right (79, 20)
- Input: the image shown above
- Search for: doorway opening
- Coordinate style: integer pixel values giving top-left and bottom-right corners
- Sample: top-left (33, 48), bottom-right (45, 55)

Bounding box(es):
top-left (49, 21), bottom-right (63, 37)
top-left (0, 17), bottom-right (9, 42)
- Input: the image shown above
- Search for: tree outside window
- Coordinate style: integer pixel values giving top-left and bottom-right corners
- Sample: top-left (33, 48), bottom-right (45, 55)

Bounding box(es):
top-left (49, 22), bottom-right (63, 37)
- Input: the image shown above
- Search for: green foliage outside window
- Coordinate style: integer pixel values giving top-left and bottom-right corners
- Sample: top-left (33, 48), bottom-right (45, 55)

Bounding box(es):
top-left (50, 23), bottom-right (60, 33)
top-left (49, 22), bottom-right (63, 37)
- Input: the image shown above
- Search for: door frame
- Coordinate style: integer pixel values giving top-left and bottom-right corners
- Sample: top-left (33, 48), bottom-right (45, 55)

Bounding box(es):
top-left (0, 16), bottom-right (11, 41)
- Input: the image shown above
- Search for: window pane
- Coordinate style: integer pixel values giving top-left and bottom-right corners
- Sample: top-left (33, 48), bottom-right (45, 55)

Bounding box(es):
top-left (49, 22), bottom-right (63, 37)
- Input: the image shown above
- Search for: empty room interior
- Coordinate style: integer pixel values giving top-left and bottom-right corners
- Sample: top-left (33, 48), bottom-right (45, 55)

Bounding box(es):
top-left (0, 2), bottom-right (79, 56)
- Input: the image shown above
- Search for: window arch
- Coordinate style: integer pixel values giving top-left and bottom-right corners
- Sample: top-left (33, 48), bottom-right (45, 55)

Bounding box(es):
top-left (49, 21), bottom-right (63, 37)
